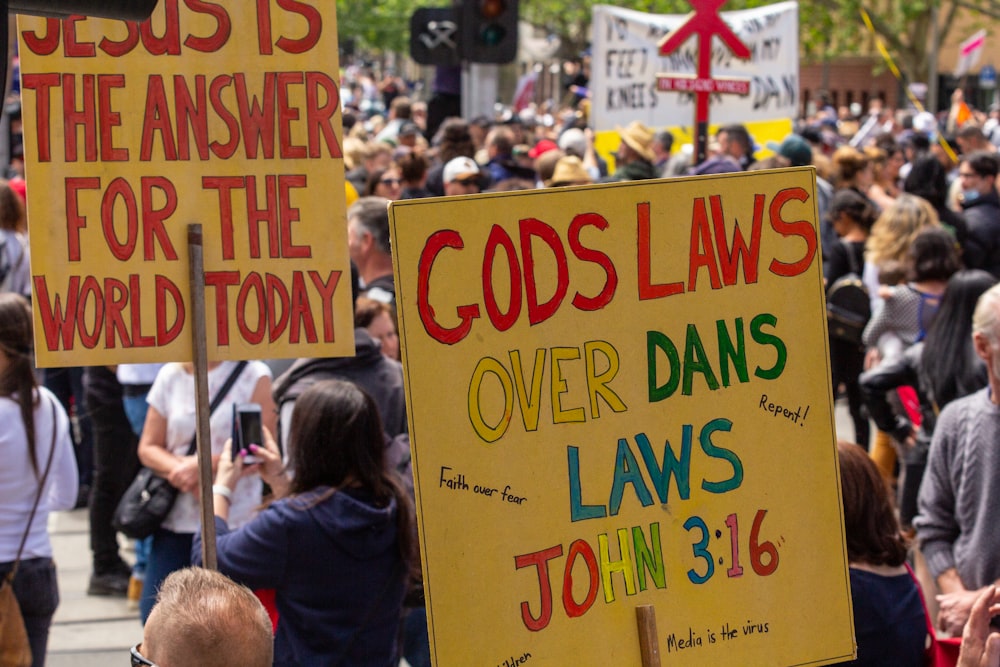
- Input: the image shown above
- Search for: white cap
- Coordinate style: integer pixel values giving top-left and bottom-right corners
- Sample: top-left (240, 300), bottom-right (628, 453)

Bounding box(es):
top-left (443, 156), bottom-right (480, 184)
top-left (913, 111), bottom-right (937, 135)
top-left (558, 128), bottom-right (587, 157)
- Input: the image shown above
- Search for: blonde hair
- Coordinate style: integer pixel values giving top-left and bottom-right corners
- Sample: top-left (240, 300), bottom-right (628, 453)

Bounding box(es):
top-left (865, 193), bottom-right (940, 269)
top-left (342, 136), bottom-right (366, 171)
top-left (973, 283), bottom-right (1000, 343)
top-left (143, 568), bottom-right (273, 667)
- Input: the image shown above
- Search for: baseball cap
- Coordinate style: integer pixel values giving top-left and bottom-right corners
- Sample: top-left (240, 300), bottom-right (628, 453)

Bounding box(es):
top-left (766, 134), bottom-right (813, 167)
top-left (528, 139), bottom-right (559, 159)
top-left (443, 156), bottom-right (480, 184)
top-left (558, 128), bottom-right (587, 157)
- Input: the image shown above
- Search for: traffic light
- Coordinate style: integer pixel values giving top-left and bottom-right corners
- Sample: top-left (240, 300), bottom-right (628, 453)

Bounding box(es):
top-left (9, 0), bottom-right (158, 21)
top-left (460, 0), bottom-right (519, 64)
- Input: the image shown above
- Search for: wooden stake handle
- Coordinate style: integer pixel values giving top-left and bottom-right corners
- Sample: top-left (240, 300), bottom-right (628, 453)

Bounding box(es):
top-left (636, 604), bottom-right (662, 667)
top-left (188, 223), bottom-right (218, 570)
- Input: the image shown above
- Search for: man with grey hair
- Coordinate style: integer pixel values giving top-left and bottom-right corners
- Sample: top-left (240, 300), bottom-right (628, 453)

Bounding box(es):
top-left (347, 196), bottom-right (395, 307)
top-left (136, 567), bottom-right (272, 667)
top-left (915, 282), bottom-right (1000, 637)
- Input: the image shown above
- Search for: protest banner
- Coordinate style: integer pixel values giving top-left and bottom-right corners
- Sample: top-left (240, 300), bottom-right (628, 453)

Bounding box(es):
top-left (19, 1), bottom-right (353, 367)
top-left (389, 169), bottom-right (854, 665)
top-left (590, 2), bottom-right (798, 160)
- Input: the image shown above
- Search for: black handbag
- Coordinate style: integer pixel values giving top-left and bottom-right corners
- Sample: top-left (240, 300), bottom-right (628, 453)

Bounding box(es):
top-left (112, 362), bottom-right (248, 539)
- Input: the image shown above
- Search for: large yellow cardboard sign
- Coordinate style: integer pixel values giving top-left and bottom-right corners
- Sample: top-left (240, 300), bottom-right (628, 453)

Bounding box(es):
top-left (19, 2), bottom-right (352, 367)
top-left (389, 169), bottom-right (854, 666)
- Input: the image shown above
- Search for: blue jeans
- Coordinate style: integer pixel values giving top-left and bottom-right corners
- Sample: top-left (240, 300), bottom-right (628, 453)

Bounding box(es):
top-left (1, 557), bottom-right (59, 667)
top-left (121, 395), bottom-right (150, 437)
top-left (402, 606), bottom-right (431, 667)
top-left (133, 537), bottom-right (151, 579)
top-left (140, 529), bottom-right (192, 624)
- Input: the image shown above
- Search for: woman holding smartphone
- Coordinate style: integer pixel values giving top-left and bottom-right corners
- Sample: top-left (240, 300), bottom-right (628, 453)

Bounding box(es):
top-left (197, 379), bottom-right (416, 667)
top-left (136, 359), bottom-right (275, 623)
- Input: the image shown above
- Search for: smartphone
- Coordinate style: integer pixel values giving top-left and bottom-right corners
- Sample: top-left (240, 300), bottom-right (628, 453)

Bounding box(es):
top-left (231, 403), bottom-right (262, 464)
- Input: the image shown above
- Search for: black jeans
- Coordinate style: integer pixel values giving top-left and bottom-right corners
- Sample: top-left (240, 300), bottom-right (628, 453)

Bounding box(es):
top-left (84, 367), bottom-right (139, 573)
top-left (43, 367), bottom-right (93, 488)
top-left (830, 338), bottom-right (870, 449)
top-left (1, 557), bottom-right (59, 667)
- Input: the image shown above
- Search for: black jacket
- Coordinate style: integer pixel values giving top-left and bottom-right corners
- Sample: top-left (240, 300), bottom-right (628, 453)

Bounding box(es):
top-left (961, 190), bottom-right (1000, 277)
top-left (273, 328), bottom-right (407, 439)
top-left (859, 342), bottom-right (987, 464)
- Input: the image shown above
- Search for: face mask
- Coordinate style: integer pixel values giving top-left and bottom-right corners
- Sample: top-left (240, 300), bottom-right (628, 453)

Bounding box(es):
top-left (963, 189), bottom-right (981, 204)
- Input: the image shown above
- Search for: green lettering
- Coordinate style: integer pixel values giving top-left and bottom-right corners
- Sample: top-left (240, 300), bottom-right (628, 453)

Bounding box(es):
top-left (751, 313), bottom-right (786, 380)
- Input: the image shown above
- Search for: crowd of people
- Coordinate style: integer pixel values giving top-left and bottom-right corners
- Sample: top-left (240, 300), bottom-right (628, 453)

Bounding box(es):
top-left (6, 57), bottom-right (1000, 664)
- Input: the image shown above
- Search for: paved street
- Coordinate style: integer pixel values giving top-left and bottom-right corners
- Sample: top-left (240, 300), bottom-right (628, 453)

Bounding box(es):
top-left (46, 510), bottom-right (138, 666)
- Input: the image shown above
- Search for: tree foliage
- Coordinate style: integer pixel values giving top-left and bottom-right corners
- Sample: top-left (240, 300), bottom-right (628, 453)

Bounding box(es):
top-left (340, 0), bottom-right (988, 86)
top-left (519, 0), bottom-right (982, 84)
top-left (336, 0), bottom-right (419, 56)
top-left (803, 0), bottom-right (964, 83)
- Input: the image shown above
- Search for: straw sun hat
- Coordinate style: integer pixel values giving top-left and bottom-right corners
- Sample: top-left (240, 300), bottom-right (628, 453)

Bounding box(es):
top-left (615, 121), bottom-right (656, 162)
top-left (547, 156), bottom-right (593, 187)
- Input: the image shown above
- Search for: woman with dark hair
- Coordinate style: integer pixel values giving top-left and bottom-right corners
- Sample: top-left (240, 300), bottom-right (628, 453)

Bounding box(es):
top-left (861, 269), bottom-right (997, 528)
top-left (363, 165), bottom-right (403, 201)
top-left (833, 440), bottom-right (927, 666)
top-left (398, 151), bottom-right (432, 200)
top-left (0, 179), bottom-right (29, 297)
top-left (0, 293), bottom-right (78, 667)
top-left (903, 154), bottom-right (969, 251)
top-left (863, 226), bottom-right (961, 353)
top-left (825, 188), bottom-right (878, 286)
top-left (826, 188), bottom-right (879, 449)
top-left (197, 379), bottom-right (415, 666)
top-left (426, 117), bottom-right (477, 196)
top-left (355, 296), bottom-right (399, 360)
top-left (862, 216), bottom-right (953, 479)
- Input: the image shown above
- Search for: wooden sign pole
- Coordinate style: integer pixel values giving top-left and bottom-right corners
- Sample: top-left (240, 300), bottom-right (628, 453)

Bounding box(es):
top-left (188, 223), bottom-right (218, 571)
top-left (636, 605), bottom-right (662, 667)
top-left (657, 0), bottom-right (752, 165)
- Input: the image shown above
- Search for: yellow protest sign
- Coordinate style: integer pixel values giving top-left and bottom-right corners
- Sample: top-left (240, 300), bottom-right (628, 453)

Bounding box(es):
top-left (389, 169), bottom-right (854, 666)
top-left (19, 2), bottom-right (352, 367)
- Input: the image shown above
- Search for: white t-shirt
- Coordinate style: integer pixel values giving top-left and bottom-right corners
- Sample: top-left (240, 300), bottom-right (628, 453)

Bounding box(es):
top-left (0, 387), bottom-right (78, 561)
top-left (147, 361), bottom-right (271, 534)
top-left (117, 363), bottom-right (165, 386)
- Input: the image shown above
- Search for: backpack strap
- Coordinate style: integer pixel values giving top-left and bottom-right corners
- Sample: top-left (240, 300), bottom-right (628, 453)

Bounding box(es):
top-left (184, 361), bottom-right (248, 456)
top-left (914, 288), bottom-right (941, 343)
top-left (9, 395), bottom-right (59, 583)
top-left (841, 238), bottom-right (861, 276)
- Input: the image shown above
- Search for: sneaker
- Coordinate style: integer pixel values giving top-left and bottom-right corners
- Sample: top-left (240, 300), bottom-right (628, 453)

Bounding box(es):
top-left (88, 570), bottom-right (130, 597)
top-left (126, 576), bottom-right (143, 611)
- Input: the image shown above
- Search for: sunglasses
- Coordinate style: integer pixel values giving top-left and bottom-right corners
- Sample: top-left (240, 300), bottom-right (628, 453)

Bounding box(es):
top-left (379, 178), bottom-right (402, 186)
top-left (131, 644), bottom-right (156, 666)
top-left (453, 177), bottom-right (479, 186)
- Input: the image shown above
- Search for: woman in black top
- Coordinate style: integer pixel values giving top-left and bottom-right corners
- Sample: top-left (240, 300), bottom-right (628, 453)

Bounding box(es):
top-left (826, 189), bottom-right (878, 449)
top-left (859, 269), bottom-right (996, 527)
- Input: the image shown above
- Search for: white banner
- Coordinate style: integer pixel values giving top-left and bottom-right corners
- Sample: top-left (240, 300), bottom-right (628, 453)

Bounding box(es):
top-left (591, 2), bottom-right (799, 131)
